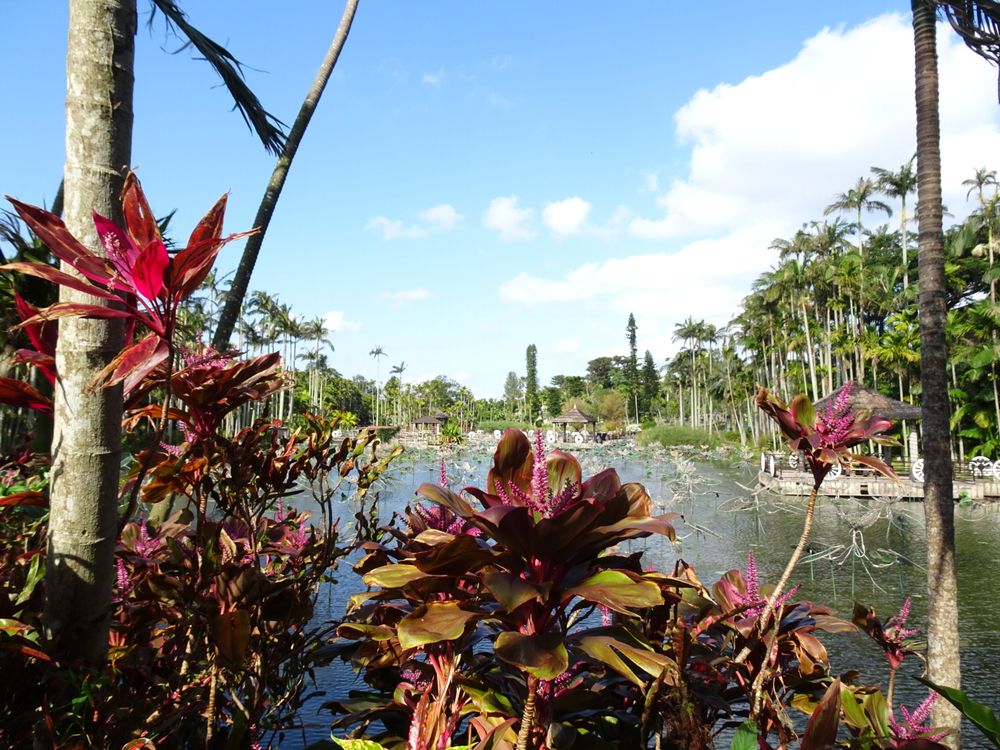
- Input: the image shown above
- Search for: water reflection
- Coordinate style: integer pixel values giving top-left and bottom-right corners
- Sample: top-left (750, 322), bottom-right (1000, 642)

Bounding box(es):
top-left (294, 445), bottom-right (1000, 749)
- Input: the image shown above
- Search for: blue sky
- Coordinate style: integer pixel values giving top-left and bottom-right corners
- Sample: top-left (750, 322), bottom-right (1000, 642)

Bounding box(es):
top-left (4, 2), bottom-right (1000, 397)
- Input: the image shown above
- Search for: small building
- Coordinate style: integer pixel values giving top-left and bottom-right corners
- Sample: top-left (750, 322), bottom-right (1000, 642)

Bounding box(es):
top-left (413, 412), bottom-right (449, 435)
top-left (552, 403), bottom-right (597, 443)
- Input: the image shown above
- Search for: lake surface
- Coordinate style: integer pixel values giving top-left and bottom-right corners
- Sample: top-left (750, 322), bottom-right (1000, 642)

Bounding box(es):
top-left (286, 440), bottom-right (1000, 749)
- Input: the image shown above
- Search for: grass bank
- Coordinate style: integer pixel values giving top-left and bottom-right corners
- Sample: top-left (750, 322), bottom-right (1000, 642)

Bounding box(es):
top-left (637, 424), bottom-right (742, 450)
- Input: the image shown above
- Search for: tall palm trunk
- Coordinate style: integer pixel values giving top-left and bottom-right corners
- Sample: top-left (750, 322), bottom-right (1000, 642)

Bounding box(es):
top-left (912, 2), bottom-right (961, 742)
top-left (213, 0), bottom-right (360, 349)
top-left (44, 0), bottom-right (135, 662)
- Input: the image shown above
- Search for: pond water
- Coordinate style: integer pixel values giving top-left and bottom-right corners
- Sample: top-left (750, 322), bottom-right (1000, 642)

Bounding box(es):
top-left (285, 441), bottom-right (1000, 749)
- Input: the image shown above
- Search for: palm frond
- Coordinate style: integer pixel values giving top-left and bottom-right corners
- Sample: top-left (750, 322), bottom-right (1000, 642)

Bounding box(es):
top-left (937, 1), bottom-right (1000, 99)
top-left (148, 0), bottom-right (286, 154)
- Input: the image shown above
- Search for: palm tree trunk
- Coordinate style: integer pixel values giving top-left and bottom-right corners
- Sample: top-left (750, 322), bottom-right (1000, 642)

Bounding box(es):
top-left (44, 0), bottom-right (135, 662)
top-left (912, 2), bottom-right (961, 742)
top-left (213, 0), bottom-right (360, 348)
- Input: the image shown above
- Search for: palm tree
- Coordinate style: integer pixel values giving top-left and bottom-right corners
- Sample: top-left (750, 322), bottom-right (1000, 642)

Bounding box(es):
top-left (912, 1), bottom-right (961, 740)
top-left (825, 177), bottom-right (893, 382)
top-left (42, 0), bottom-right (137, 663)
top-left (212, 0), bottom-right (360, 349)
top-left (872, 156), bottom-right (917, 289)
top-left (390, 361), bottom-right (407, 425)
top-left (369, 345), bottom-right (387, 426)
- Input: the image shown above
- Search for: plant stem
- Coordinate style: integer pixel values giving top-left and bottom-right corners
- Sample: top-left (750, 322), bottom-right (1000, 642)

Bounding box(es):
top-left (516, 677), bottom-right (537, 750)
top-left (888, 665), bottom-right (896, 710)
top-left (735, 482), bottom-right (820, 666)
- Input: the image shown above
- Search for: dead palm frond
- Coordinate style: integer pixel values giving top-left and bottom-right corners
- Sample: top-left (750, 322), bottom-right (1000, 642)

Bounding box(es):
top-left (148, 0), bottom-right (286, 154)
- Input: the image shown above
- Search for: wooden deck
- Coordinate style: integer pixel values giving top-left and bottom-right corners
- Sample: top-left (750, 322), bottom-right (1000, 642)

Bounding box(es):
top-left (757, 453), bottom-right (1000, 501)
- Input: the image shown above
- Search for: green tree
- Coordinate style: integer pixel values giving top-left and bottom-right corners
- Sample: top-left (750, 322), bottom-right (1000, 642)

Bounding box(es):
top-left (525, 344), bottom-right (541, 423)
top-left (541, 385), bottom-right (563, 419)
top-left (641, 350), bottom-right (659, 416)
top-left (625, 313), bottom-right (640, 421)
top-left (503, 371), bottom-right (523, 420)
top-left (872, 156), bottom-right (917, 289)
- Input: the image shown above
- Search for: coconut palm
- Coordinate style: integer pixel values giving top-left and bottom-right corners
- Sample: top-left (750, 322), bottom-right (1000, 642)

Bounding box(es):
top-left (872, 156), bottom-right (917, 289)
top-left (912, 1), bottom-right (961, 740)
top-left (369, 345), bottom-right (387, 426)
top-left (212, 0), bottom-right (360, 349)
top-left (825, 177), bottom-right (893, 382)
top-left (390, 361), bottom-right (407, 424)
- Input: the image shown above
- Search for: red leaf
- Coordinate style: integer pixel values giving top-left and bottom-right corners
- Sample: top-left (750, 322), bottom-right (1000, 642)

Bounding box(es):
top-left (13, 350), bottom-right (56, 385)
top-left (93, 211), bottom-right (140, 282)
top-left (132, 240), bottom-right (169, 300)
top-left (90, 333), bottom-right (169, 392)
top-left (0, 491), bottom-right (47, 507)
top-left (169, 230), bottom-right (254, 302)
top-left (801, 677), bottom-right (841, 750)
top-left (0, 378), bottom-right (52, 412)
top-left (16, 302), bottom-right (134, 326)
top-left (1, 262), bottom-right (121, 303)
top-left (121, 172), bottom-right (161, 250)
top-left (14, 294), bottom-right (56, 356)
top-left (6, 197), bottom-right (114, 286)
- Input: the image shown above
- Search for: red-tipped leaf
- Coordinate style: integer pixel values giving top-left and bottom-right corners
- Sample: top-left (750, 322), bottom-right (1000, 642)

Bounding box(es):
top-left (121, 172), bottom-right (161, 250)
top-left (0, 491), bottom-right (47, 508)
top-left (132, 240), bottom-right (169, 300)
top-left (0, 262), bottom-right (121, 302)
top-left (6, 197), bottom-right (114, 286)
top-left (0, 378), bottom-right (52, 412)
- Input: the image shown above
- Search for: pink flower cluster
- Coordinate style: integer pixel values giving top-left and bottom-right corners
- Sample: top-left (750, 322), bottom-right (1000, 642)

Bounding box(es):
top-left (814, 381), bottom-right (856, 449)
top-left (889, 692), bottom-right (947, 744)
top-left (495, 430), bottom-right (578, 518)
top-left (731, 551), bottom-right (797, 618)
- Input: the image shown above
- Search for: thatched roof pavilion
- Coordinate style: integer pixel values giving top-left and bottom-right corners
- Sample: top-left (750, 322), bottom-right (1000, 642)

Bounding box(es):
top-left (813, 383), bottom-right (921, 422)
top-left (413, 412), bottom-right (449, 433)
top-left (552, 403), bottom-right (597, 442)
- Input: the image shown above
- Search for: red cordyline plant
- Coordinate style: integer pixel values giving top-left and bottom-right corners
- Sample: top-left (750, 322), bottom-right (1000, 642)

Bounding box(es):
top-left (2, 173), bottom-right (252, 392)
top-left (744, 383), bottom-right (898, 714)
top-left (0, 176), bottom-right (404, 748)
top-left (334, 428), bottom-right (679, 750)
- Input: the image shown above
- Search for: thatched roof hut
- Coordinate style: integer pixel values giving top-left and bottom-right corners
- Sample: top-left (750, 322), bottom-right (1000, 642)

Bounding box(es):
top-left (413, 412), bottom-right (449, 433)
top-left (813, 383), bottom-right (921, 422)
top-left (552, 404), bottom-right (597, 441)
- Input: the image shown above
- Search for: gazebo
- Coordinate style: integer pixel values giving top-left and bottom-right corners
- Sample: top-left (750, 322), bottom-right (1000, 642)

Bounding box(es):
top-left (552, 403), bottom-right (597, 442)
top-left (413, 412), bottom-right (449, 435)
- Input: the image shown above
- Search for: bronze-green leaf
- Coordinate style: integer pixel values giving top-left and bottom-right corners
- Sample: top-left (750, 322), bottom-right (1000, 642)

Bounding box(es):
top-left (494, 631), bottom-right (568, 680)
top-left (362, 563), bottom-right (437, 588)
top-left (482, 570), bottom-right (543, 612)
top-left (565, 570), bottom-right (663, 614)
top-left (397, 602), bottom-right (479, 650)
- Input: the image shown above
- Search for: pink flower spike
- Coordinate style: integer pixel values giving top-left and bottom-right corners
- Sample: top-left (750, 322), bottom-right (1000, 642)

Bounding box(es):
top-left (439, 456), bottom-right (449, 488)
top-left (531, 429), bottom-right (549, 512)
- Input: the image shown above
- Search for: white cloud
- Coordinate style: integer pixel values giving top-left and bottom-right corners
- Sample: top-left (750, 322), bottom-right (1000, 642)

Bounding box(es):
top-left (554, 337), bottom-right (580, 353)
top-left (420, 204), bottom-right (461, 231)
top-left (366, 216), bottom-right (427, 240)
top-left (543, 196), bottom-right (591, 236)
top-left (628, 14), bottom-right (1000, 240)
top-left (422, 68), bottom-right (445, 86)
top-left (500, 222), bottom-right (782, 327)
top-left (322, 310), bottom-right (362, 333)
top-left (367, 203), bottom-right (461, 240)
top-left (379, 288), bottom-right (431, 307)
top-left (483, 195), bottom-right (536, 241)
top-left (499, 13), bottom-right (1000, 363)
